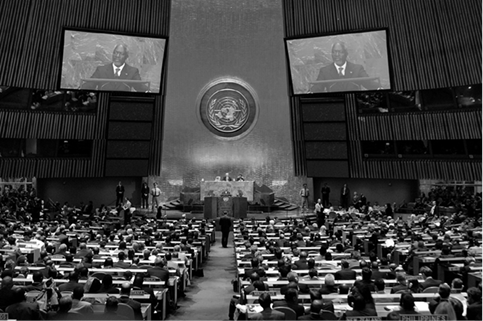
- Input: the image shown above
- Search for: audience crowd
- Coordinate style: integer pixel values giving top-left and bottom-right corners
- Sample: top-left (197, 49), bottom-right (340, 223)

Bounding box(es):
top-left (0, 183), bottom-right (481, 320)
top-left (0, 185), bottom-right (213, 320)
top-left (230, 197), bottom-right (482, 320)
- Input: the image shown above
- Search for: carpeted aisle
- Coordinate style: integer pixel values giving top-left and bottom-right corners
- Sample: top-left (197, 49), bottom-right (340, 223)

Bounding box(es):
top-left (167, 231), bottom-right (236, 321)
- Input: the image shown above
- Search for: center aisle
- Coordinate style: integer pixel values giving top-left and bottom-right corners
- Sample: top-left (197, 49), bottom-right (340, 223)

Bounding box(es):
top-left (167, 231), bottom-right (235, 321)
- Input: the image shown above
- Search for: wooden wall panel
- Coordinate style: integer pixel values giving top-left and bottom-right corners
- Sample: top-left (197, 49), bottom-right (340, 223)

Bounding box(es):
top-left (303, 123), bottom-right (347, 141)
top-left (105, 159), bottom-right (149, 177)
top-left (306, 142), bottom-right (348, 159)
top-left (301, 101), bottom-right (346, 122)
top-left (307, 160), bottom-right (350, 178)
top-left (0, 111), bottom-right (102, 139)
top-left (290, 96), bottom-right (306, 176)
top-left (148, 96), bottom-right (165, 175)
top-left (357, 109), bottom-right (482, 141)
top-left (362, 160), bottom-right (481, 181)
top-left (109, 100), bottom-right (154, 121)
top-left (107, 141), bottom-right (150, 158)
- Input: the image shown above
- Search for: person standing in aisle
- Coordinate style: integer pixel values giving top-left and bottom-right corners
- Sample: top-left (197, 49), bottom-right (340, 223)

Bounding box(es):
top-left (321, 183), bottom-right (331, 207)
top-left (315, 198), bottom-right (325, 228)
top-left (116, 182), bottom-right (124, 207)
top-left (219, 211), bottom-right (232, 248)
top-left (141, 182), bottom-right (149, 209)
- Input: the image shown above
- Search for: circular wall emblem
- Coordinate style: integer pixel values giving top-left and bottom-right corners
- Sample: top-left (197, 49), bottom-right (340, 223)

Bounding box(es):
top-left (198, 78), bottom-right (258, 139)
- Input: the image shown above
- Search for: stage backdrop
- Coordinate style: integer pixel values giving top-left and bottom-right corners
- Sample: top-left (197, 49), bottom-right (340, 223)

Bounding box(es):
top-left (154, 0), bottom-right (304, 204)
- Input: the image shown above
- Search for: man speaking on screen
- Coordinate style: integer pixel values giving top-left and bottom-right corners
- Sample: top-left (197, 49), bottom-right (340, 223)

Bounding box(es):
top-left (315, 42), bottom-right (379, 92)
top-left (86, 44), bottom-right (148, 92)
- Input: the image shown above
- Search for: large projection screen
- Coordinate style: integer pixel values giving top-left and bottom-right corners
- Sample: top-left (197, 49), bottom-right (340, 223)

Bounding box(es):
top-left (286, 29), bottom-right (392, 95)
top-left (59, 28), bottom-right (167, 94)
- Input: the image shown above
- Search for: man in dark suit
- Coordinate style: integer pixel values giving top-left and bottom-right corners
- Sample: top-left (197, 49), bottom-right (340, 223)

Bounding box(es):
top-left (115, 181), bottom-right (125, 206)
top-left (281, 272), bottom-right (310, 294)
top-left (390, 274), bottom-right (408, 293)
top-left (299, 300), bottom-right (328, 320)
top-left (371, 261), bottom-right (387, 280)
top-left (0, 275), bottom-right (17, 311)
top-left (85, 44), bottom-right (147, 92)
top-left (6, 287), bottom-right (42, 320)
top-left (334, 260), bottom-right (356, 280)
top-left (147, 257), bottom-right (169, 286)
top-left (420, 266), bottom-right (443, 290)
top-left (272, 288), bottom-right (305, 318)
top-left (59, 272), bottom-right (81, 292)
top-left (113, 251), bottom-right (132, 269)
top-left (319, 274), bottom-right (339, 294)
top-left (321, 183), bottom-right (330, 208)
top-left (466, 287), bottom-right (482, 321)
top-left (293, 251), bottom-right (309, 270)
top-left (118, 282), bottom-right (143, 320)
top-left (219, 211), bottom-right (232, 248)
top-left (429, 283), bottom-right (465, 320)
top-left (249, 292), bottom-right (285, 320)
top-left (24, 271), bottom-right (45, 292)
top-left (340, 184), bottom-right (350, 210)
top-left (314, 42), bottom-right (379, 93)
top-left (74, 242), bottom-right (92, 259)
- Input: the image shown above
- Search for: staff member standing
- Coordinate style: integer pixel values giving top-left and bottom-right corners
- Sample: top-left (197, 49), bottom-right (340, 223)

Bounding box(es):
top-left (315, 198), bottom-right (325, 228)
top-left (141, 182), bottom-right (149, 209)
top-left (151, 183), bottom-right (161, 212)
top-left (340, 183), bottom-right (350, 210)
top-left (321, 183), bottom-right (331, 208)
top-left (219, 211), bottom-right (232, 248)
top-left (300, 183), bottom-right (310, 214)
top-left (116, 182), bottom-right (125, 207)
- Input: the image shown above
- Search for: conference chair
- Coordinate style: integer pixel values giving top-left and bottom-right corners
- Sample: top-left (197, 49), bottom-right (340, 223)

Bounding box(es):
top-left (422, 286), bottom-right (439, 293)
top-left (117, 303), bottom-right (135, 320)
top-left (273, 306), bottom-right (296, 320)
top-left (320, 309), bottom-right (339, 320)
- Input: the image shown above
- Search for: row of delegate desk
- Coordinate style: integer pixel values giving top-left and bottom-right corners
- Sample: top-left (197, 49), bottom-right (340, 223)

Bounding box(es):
top-left (231, 224), bottom-right (460, 319)
top-left (5, 221), bottom-right (216, 320)
top-left (15, 264), bottom-right (179, 320)
top-left (243, 291), bottom-right (467, 319)
top-left (342, 227), bottom-right (483, 289)
top-left (235, 220), bottom-right (483, 285)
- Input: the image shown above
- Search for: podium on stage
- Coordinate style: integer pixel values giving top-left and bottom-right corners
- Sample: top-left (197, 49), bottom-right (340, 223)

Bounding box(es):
top-left (309, 77), bottom-right (380, 93)
top-left (80, 78), bottom-right (150, 92)
top-left (217, 190), bottom-right (233, 216)
top-left (203, 190), bottom-right (247, 219)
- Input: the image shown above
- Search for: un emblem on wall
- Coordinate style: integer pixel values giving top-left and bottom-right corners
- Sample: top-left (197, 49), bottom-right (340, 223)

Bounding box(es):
top-left (198, 78), bottom-right (258, 139)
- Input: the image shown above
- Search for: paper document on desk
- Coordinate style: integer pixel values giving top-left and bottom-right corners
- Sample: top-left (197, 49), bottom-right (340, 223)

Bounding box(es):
top-left (414, 301), bottom-right (429, 312)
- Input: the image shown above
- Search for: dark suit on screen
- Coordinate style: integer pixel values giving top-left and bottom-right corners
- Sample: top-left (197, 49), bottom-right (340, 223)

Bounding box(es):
top-left (314, 61), bottom-right (379, 92)
top-left (86, 63), bottom-right (147, 92)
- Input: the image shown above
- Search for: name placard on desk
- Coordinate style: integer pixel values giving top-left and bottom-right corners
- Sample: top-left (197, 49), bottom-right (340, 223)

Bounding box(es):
top-left (131, 290), bottom-right (146, 296)
top-left (346, 317), bottom-right (381, 321)
top-left (400, 315), bottom-right (448, 321)
top-left (250, 291), bottom-right (278, 296)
